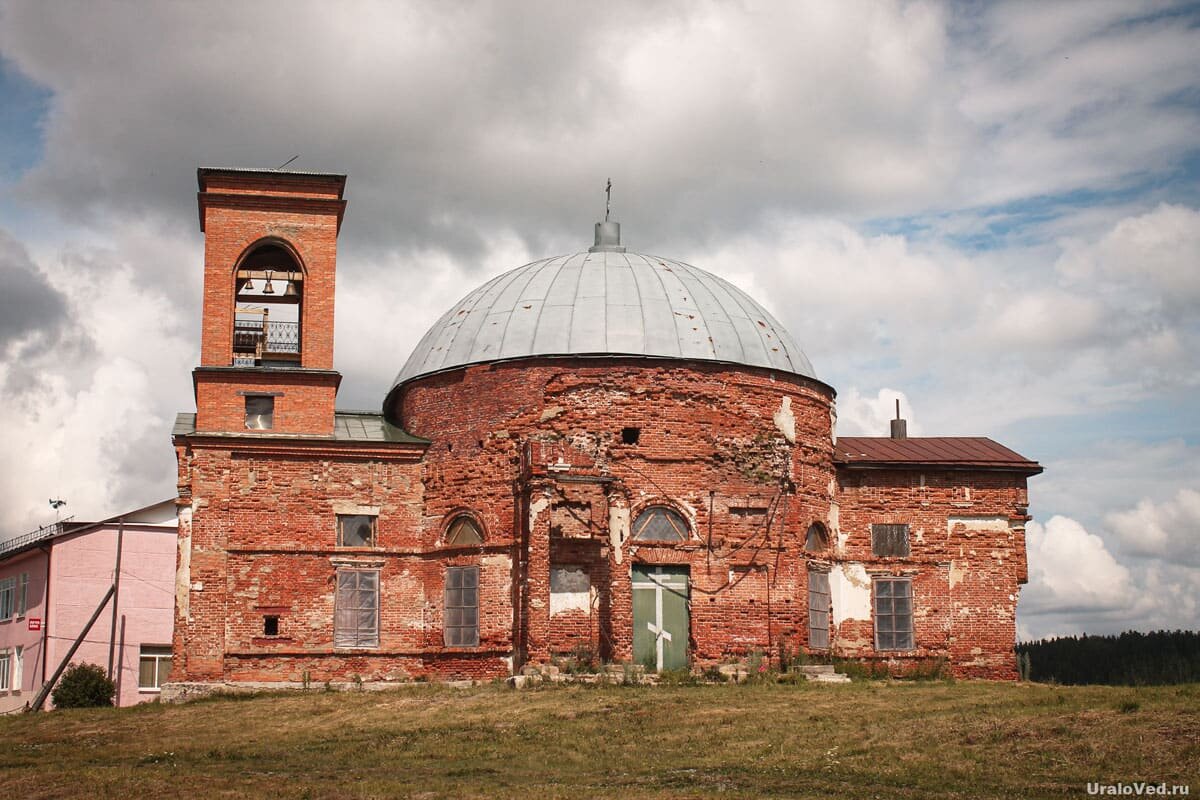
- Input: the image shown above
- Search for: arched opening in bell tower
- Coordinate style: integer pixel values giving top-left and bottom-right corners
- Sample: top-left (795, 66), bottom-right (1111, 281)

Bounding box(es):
top-left (232, 241), bottom-right (305, 367)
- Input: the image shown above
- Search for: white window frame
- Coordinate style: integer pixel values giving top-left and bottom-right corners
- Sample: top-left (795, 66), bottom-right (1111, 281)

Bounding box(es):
top-left (0, 577), bottom-right (14, 621)
top-left (11, 645), bottom-right (21, 693)
top-left (17, 573), bottom-right (28, 616)
top-left (0, 650), bottom-right (10, 692)
top-left (138, 645), bottom-right (173, 692)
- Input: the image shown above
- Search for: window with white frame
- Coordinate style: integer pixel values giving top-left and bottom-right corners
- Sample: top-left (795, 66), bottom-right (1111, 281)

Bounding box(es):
top-left (18, 573), bottom-right (28, 616)
top-left (873, 577), bottom-right (914, 650)
top-left (0, 577), bottom-right (14, 620)
top-left (0, 650), bottom-right (10, 692)
top-left (138, 645), bottom-right (172, 690)
top-left (334, 569), bottom-right (379, 648)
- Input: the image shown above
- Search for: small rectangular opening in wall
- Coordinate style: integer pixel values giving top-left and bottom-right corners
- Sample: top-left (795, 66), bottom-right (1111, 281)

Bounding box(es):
top-left (621, 427), bottom-right (640, 445)
top-left (729, 506), bottom-right (769, 517)
top-left (245, 396), bottom-right (274, 430)
top-left (263, 615), bottom-right (280, 636)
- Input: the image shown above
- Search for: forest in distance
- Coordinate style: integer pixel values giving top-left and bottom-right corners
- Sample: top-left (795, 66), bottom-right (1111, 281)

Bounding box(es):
top-left (1016, 630), bottom-right (1200, 685)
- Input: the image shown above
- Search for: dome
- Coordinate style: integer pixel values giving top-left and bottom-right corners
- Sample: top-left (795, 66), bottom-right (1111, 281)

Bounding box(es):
top-left (389, 224), bottom-right (816, 393)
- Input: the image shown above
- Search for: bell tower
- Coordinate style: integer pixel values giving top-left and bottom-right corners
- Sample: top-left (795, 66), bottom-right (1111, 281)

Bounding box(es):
top-left (193, 168), bottom-right (346, 436)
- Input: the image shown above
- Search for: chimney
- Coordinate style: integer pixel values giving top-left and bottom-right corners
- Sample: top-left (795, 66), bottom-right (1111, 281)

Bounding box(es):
top-left (890, 398), bottom-right (908, 439)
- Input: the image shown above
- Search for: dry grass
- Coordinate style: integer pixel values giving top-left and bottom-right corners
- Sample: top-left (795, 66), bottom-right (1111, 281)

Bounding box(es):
top-left (1, 680), bottom-right (1197, 799)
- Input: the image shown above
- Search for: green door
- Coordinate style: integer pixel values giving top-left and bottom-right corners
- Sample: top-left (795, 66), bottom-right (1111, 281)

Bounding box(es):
top-left (632, 565), bottom-right (689, 671)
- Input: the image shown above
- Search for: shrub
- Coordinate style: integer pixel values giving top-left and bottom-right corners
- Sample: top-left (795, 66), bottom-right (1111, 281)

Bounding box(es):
top-left (52, 662), bottom-right (115, 709)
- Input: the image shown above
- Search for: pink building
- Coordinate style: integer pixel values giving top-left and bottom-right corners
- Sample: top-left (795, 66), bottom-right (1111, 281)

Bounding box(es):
top-left (0, 500), bottom-right (177, 712)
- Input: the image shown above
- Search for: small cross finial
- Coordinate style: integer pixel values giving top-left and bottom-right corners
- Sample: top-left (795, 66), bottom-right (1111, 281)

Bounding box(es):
top-left (605, 178), bottom-right (612, 222)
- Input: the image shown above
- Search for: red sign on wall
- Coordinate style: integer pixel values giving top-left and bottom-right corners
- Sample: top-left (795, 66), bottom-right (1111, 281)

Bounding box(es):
top-left (27, 617), bottom-right (41, 631)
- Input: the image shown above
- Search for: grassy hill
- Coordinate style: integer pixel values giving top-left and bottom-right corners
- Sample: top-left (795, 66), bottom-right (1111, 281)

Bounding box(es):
top-left (1, 680), bottom-right (1196, 799)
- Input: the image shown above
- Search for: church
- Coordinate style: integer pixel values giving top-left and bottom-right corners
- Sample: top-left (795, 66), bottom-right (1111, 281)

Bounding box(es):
top-left (167, 168), bottom-right (1041, 694)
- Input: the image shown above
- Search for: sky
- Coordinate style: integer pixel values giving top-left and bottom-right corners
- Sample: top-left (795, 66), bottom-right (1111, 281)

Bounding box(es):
top-left (0, 0), bottom-right (1197, 641)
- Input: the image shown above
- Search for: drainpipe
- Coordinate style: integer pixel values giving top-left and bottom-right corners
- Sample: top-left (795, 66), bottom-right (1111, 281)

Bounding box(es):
top-left (39, 542), bottom-right (52, 691)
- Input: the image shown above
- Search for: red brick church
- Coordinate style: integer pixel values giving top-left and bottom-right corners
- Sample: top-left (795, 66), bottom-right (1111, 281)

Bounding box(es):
top-left (167, 168), bottom-right (1040, 693)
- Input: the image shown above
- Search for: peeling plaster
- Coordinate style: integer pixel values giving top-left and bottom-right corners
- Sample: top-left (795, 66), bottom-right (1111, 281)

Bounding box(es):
top-left (529, 496), bottom-right (550, 530)
top-left (948, 515), bottom-right (1010, 533)
top-left (773, 396), bottom-right (796, 444)
top-left (949, 560), bottom-right (966, 589)
top-left (608, 504), bottom-right (630, 564)
top-left (331, 502), bottom-right (381, 515)
top-left (175, 504), bottom-right (193, 621)
top-left (830, 563), bottom-right (872, 624)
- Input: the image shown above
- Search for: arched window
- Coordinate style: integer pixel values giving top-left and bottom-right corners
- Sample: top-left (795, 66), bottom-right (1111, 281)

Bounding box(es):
top-left (233, 242), bottom-right (304, 368)
top-left (804, 522), bottom-right (830, 553)
top-left (632, 506), bottom-right (689, 542)
top-left (445, 515), bottom-right (484, 546)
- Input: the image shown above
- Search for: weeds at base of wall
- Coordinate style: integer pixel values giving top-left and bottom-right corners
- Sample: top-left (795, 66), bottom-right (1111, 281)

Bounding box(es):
top-left (831, 657), bottom-right (953, 682)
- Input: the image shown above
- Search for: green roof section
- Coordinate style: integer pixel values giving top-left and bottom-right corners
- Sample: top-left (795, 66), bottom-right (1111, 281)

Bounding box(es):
top-left (173, 412), bottom-right (428, 445)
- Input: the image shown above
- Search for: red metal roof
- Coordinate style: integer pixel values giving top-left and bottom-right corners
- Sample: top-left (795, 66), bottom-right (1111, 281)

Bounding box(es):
top-left (834, 437), bottom-right (1042, 473)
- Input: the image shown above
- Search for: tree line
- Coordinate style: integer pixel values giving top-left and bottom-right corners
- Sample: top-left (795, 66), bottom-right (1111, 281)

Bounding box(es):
top-left (1016, 630), bottom-right (1200, 685)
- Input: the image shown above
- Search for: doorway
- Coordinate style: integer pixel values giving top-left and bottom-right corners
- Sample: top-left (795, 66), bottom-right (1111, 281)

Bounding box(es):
top-left (632, 565), bottom-right (689, 671)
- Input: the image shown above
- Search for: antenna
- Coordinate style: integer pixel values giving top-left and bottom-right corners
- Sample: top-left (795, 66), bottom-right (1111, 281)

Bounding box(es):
top-left (605, 178), bottom-right (612, 222)
top-left (49, 498), bottom-right (67, 521)
top-left (276, 155), bottom-right (299, 170)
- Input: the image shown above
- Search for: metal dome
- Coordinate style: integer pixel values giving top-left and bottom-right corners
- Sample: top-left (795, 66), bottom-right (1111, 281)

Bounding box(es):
top-left (389, 224), bottom-right (817, 391)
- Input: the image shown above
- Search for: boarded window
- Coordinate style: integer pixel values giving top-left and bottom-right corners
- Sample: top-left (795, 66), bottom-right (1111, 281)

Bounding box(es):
top-left (871, 524), bottom-right (910, 557)
top-left (335, 569), bottom-right (379, 648)
top-left (550, 566), bottom-right (591, 616)
top-left (444, 566), bottom-right (479, 647)
top-left (632, 506), bottom-right (688, 542)
top-left (808, 569), bottom-right (831, 649)
top-left (805, 522), bottom-right (829, 553)
top-left (337, 514), bottom-right (376, 547)
top-left (138, 645), bottom-right (172, 690)
top-left (873, 578), bottom-right (913, 650)
top-left (446, 516), bottom-right (483, 546)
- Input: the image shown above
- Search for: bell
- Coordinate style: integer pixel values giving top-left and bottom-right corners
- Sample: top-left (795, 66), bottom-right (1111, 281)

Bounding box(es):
top-left (239, 277), bottom-right (254, 293)
top-left (283, 278), bottom-right (301, 299)
top-left (262, 270), bottom-right (275, 294)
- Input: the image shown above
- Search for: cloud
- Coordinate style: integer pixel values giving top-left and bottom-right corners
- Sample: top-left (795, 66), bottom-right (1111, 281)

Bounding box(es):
top-left (0, 0), bottom-right (992, 258)
top-left (952, 1), bottom-right (1200, 206)
top-left (834, 387), bottom-right (920, 438)
top-left (1019, 506), bottom-right (1200, 640)
top-left (0, 234), bottom-right (193, 534)
top-left (1108, 488), bottom-right (1200, 566)
top-left (1023, 515), bottom-right (1135, 617)
top-left (0, 227), bottom-right (70, 362)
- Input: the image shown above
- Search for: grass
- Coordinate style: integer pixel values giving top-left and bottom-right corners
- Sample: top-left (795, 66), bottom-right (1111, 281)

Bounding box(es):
top-left (1, 681), bottom-right (1197, 799)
